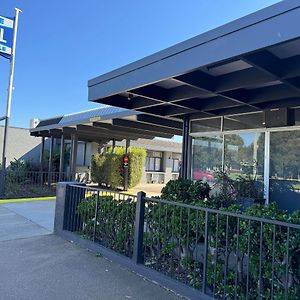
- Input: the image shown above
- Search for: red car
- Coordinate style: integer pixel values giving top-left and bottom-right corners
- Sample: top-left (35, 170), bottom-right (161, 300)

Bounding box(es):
top-left (193, 170), bottom-right (214, 182)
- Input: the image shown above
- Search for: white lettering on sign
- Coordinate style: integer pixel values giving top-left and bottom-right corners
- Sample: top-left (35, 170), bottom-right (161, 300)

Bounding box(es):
top-left (0, 28), bottom-right (7, 43)
top-left (0, 16), bottom-right (14, 28)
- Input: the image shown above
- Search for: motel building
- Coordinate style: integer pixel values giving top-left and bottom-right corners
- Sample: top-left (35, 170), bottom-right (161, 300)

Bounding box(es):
top-left (30, 106), bottom-right (181, 186)
top-left (29, 1), bottom-right (300, 212)
top-left (85, 1), bottom-right (300, 212)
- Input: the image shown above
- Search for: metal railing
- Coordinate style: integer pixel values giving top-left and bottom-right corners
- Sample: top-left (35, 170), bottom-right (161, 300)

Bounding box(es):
top-left (4, 171), bottom-right (71, 186)
top-left (142, 197), bottom-right (300, 299)
top-left (0, 170), bottom-right (77, 198)
top-left (64, 185), bottom-right (137, 258)
top-left (60, 184), bottom-right (300, 300)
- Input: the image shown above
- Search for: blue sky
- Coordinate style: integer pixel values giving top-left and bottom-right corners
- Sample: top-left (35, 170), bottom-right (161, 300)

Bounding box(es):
top-left (0, 0), bottom-right (280, 128)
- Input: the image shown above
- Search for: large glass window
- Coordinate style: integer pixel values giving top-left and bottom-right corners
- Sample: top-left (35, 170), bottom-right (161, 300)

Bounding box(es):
top-left (192, 132), bottom-right (265, 188)
top-left (224, 132), bottom-right (265, 179)
top-left (192, 135), bottom-right (222, 182)
top-left (270, 131), bottom-right (300, 211)
top-left (191, 110), bottom-right (300, 212)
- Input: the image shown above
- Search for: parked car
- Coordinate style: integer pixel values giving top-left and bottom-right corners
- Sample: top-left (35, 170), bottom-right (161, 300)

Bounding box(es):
top-left (193, 170), bottom-right (214, 182)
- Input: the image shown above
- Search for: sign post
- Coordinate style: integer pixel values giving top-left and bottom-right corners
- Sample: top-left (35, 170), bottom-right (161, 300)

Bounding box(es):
top-left (123, 155), bottom-right (129, 191)
top-left (0, 8), bottom-right (22, 195)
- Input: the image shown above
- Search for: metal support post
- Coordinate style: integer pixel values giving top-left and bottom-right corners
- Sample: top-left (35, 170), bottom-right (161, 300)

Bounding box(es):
top-left (40, 137), bottom-right (45, 184)
top-left (48, 136), bottom-right (54, 187)
top-left (59, 134), bottom-right (65, 182)
top-left (187, 135), bottom-right (193, 180)
top-left (264, 131), bottom-right (270, 204)
top-left (181, 115), bottom-right (190, 179)
top-left (133, 191), bottom-right (146, 264)
top-left (70, 133), bottom-right (78, 181)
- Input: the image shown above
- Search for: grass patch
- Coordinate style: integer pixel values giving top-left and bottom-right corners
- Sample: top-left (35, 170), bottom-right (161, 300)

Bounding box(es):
top-left (0, 196), bottom-right (56, 204)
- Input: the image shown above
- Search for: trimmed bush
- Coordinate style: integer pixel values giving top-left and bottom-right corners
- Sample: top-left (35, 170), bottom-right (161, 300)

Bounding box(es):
top-left (128, 147), bottom-right (146, 188)
top-left (91, 146), bottom-right (146, 189)
top-left (91, 154), bottom-right (106, 186)
top-left (105, 151), bottom-right (123, 188)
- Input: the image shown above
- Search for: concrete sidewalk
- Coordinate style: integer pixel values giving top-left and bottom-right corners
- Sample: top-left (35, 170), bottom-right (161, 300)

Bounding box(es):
top-left (0, 205), bottom-right (51, 242)
top-left (0, 234), bottom-right (181, 300)
top-left (2, 200), bottom-right (55, 231)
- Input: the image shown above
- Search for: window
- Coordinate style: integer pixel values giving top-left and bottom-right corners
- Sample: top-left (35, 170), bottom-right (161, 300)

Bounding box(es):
top-left (269, 131), bottom-right (300, 211)
top-left (192, 135), bottom-right (223, 182)
top-left (76, 142), bottom-right (87, 166)
top-left (145, 151), bottom-right (163, 171)
top-left (172, 159), bottom-right (180, 172)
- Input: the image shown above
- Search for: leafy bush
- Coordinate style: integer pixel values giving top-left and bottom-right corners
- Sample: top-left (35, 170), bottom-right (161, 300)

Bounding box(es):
top-left (105, 149), bottom-right (124, 187)
top-left (128, 147), bottom-right (146, 188)
top-left (143, 198), bottom-right (300, 299)
top-left (161, 177), bottom-right (210, 204)
top-left (91, 154), bottom-right (107, 186)
top-left (74, 178), bottom-right (300, 299)
top-left (76, 195), bottom-right (136, 257)
top-left (6, 159), bottom-right (28, 185)
top-left (91, 146), bottom-right (146, 189)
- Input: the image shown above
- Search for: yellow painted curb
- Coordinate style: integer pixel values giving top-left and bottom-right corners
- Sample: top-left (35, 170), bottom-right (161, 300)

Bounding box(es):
top-left (0, 196), bottom-right (56, 204)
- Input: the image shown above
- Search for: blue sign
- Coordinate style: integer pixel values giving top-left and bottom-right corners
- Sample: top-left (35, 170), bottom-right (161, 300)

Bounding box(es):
top-left (0, 15), bottom-right (14, 58)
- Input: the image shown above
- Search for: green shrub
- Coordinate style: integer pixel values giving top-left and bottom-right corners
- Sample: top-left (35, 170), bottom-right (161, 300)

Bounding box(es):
top-left (161, 177), bottom-right (210, 204)
top-left (151, 179), bottom-right (300, 298)
top-left (76, 195), bottom-right (136, 257)
top-left (106, 152), bottom-right (123, 187)
top-left (90, 146), bottom-right (146, 189)
top-left (128, 147), bottom-right (146, 188)
top-left (91, 154), bottom-right (106, 186)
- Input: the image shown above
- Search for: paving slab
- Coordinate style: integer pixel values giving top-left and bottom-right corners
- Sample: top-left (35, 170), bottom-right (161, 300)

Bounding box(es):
top-left (0, 206), bottom-right (51, 242)
top-left (0, 234), bottom-right (181, 300)
top-left (2, 200), bottom-right (55, 231)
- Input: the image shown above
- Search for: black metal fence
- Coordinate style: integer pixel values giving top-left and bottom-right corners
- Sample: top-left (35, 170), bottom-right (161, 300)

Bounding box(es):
top-left (64, 185), bottom-right (137, 258)
top-left (0, 171), bottom-right (76, 198)
top-left (61, 184), bottom-right (300, 300)
top-left (4, 171), bottom-right (71, 186)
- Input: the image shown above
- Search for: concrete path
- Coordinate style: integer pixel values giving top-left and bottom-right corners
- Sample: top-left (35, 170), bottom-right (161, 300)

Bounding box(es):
top-left (0, 234), bottom-right (181, 300)
top-left (0, 205), bottom-right (51, 242)
top-left (131, 183), bottom-right (165, 197)
top-left (2, 200), bottom-right (55, 231)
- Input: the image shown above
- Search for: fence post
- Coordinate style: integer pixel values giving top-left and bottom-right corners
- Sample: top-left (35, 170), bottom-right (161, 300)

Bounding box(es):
top-left (133, 191), bottom-right (146, 264)
top-left (54, 182), bottom-right (86, 234)
top-left (202, 210), bottom-right (209, 294)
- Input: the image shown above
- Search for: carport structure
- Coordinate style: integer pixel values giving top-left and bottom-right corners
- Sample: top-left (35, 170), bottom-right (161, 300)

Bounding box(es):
top-left (87, 1), bottom-right (300, 208)
top-left (30, 106), bottom-right (180, 182)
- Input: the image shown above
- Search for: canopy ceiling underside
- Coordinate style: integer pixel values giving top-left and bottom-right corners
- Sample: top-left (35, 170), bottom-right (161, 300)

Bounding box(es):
top-left (30, 107), bottom-right (181, 142)
top-left (88, 1), bottom-right (300, 132)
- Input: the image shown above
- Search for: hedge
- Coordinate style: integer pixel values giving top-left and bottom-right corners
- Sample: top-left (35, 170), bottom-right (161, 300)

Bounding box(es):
top-left (91, 146), bottom-right (146, 189)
